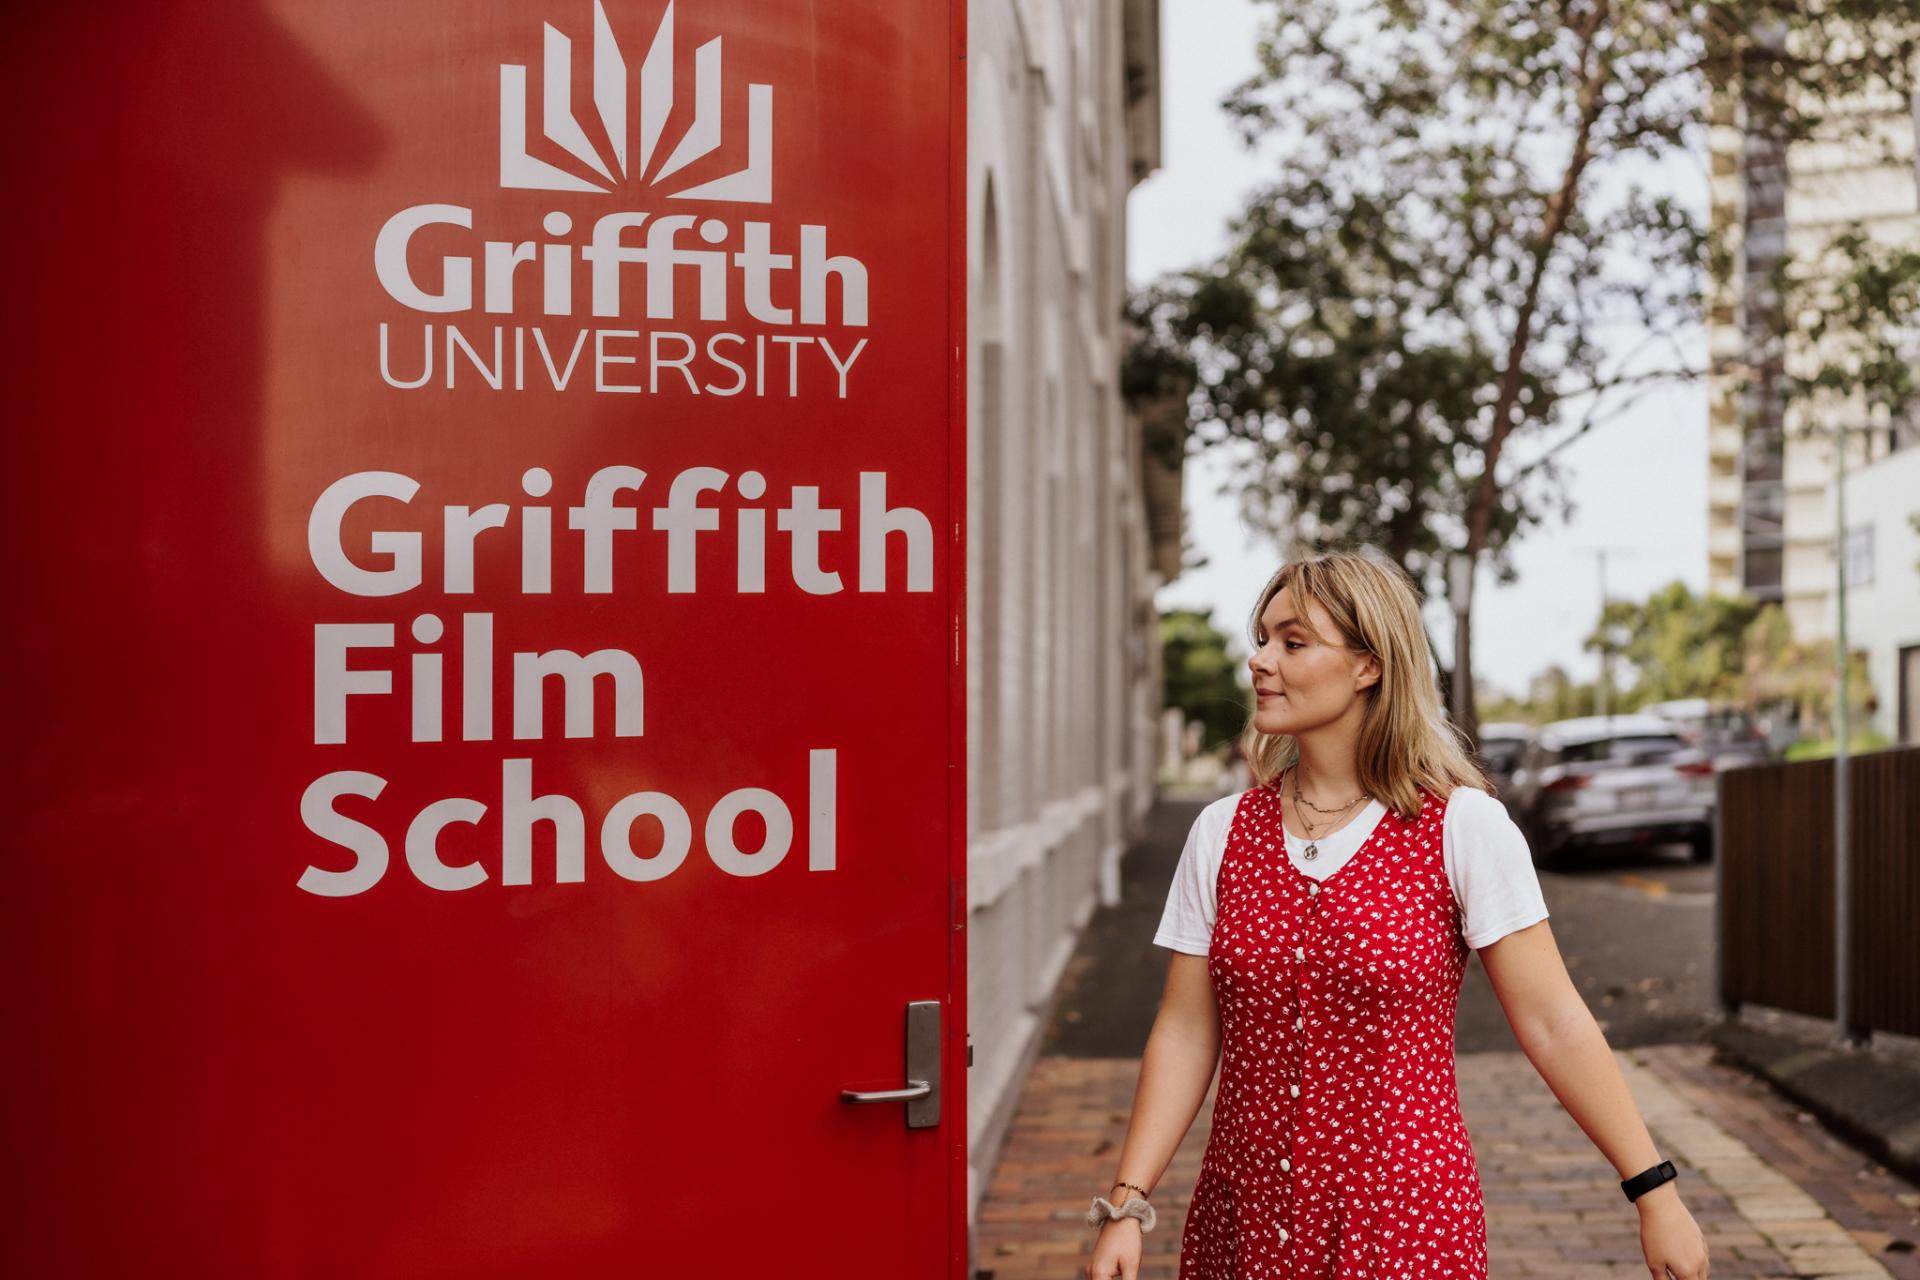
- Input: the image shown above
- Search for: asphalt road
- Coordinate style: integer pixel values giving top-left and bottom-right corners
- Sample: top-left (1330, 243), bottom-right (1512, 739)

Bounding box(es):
top-left (1040, 794), bottom-right (1720, 1059)
top-left (1457, 841), bottom-right (1717, 1052)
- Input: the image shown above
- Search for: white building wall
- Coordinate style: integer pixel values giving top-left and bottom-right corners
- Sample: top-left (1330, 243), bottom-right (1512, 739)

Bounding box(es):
top-left (1779, 91), bottom-right (1920, 643)
top-left (963, 0), bottom-right (1164, 1240)
top-left (1834, 447), bottom-right (1920, 744)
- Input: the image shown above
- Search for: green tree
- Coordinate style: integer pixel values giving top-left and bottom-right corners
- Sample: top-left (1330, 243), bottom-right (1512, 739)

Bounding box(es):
top-left (1738, 603), bottom-right (1876, 736)
top-left (1583, 581), bottom-right (1763, 706)
top-left (1161, 608), bottom-right (1251, 751)
top-left (1766, 231), bottom-right (1920, 458)
top-left (1527, 663), bottom-right (1602, 722)
top-left (1135, 0), bottom-right (1920, 744)
top-left (1478, 682), bottom-right (1547, 726)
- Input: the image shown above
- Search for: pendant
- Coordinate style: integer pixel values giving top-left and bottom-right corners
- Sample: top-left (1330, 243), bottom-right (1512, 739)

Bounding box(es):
top-left (1303, 842), bottom-right (1319, 861)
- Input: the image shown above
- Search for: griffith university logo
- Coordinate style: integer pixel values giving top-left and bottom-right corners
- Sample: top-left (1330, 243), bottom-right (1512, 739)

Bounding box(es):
top-left (373, 0), bottom-right (870, 399)
top-left (501, 0), bottom-right (771, 201)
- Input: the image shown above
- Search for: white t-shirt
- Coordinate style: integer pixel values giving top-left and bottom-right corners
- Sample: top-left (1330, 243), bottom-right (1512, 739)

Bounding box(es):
top-left (1153, 785), bottom-right (1549, 955)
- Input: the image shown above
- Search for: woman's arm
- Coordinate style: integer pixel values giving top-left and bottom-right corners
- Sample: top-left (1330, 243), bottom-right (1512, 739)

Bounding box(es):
top-left (1084, 952), bottom-right (1221, 1280)
top-left (1111, 952), bottom-right (1222, 1194)
top-left (1479, 920), bottom-right (1711, 1280)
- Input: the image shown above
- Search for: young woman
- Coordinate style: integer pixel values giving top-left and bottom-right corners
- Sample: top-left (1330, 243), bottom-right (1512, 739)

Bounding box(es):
top-left (1083, 552), bottom-right (1710, 1280)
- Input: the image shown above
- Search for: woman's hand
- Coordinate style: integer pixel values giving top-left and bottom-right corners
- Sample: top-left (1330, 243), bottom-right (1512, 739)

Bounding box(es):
top-left (1637, 1185), bottom-right (1709, 1279)
top-left (1084, 1216), bottom-right (1143, 1280)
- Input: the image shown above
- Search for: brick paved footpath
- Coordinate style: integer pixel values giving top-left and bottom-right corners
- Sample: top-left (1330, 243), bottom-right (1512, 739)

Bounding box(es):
top-left (974, 1044), bottom-right (1920, 1279)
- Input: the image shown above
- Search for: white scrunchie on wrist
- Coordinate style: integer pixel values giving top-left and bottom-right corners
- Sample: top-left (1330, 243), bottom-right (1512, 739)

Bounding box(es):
top-left (1086, 1195), bottom-right (1156, 1232)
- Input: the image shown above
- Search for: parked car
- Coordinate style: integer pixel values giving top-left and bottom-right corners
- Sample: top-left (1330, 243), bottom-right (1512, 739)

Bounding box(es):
top-left (1508, 714), bottom-right (1716, 866)
top-left (1475, 721), bottom-right (1533, 798)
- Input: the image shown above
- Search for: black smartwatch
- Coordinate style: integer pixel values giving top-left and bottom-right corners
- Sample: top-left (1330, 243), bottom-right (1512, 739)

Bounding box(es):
top-left (1621, 1159), bottom-right (1678, 1203)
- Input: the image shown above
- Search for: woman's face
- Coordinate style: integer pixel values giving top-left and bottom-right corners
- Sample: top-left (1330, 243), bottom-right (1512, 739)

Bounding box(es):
top-left (1247, 585), bottom-right (1381, 737)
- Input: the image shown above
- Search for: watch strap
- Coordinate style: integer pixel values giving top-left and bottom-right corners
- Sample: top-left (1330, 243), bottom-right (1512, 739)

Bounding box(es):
top-left (1620, 1159), bottom-right (1678, 1202)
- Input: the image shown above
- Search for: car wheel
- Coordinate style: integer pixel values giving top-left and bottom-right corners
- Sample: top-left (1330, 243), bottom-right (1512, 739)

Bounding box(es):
top-left (1688, 833), bottom-right (1713, 862)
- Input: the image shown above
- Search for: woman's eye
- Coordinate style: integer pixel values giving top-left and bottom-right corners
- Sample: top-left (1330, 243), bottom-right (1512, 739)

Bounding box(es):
top-left (1284, 641), bottom-right (1304, 651)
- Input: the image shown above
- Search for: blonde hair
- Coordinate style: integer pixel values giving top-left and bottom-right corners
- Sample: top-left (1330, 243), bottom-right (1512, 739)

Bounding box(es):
top-left (1238, 549), bottom-right (1491, 819)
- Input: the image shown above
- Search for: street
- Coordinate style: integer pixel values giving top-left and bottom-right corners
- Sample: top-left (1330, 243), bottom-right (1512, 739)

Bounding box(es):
top-left (1460, 843), bottom-right (1717, 1053)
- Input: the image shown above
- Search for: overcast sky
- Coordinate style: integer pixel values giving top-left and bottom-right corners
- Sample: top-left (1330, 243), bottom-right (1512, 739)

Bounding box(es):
top-left (1129, 0), bottom-right (1711, 699)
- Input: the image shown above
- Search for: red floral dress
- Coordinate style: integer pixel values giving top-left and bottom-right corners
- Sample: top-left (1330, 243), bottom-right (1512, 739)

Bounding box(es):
top-left (1178, 771), bottom-right (1487, 1279)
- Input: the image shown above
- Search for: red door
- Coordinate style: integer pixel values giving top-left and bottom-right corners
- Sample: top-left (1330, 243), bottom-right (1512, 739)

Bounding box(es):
top-left (4, 2), bottom-right (967, 1275)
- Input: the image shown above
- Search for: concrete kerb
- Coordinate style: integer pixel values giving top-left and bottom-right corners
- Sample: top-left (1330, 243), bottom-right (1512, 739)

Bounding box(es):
top-left (1711, 1014), bottom-right (1920, 1186)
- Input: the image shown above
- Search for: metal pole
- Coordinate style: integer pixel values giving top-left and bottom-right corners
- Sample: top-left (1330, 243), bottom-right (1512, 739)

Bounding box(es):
top-left (1833, 424), bottom-right (1857, 1045)
top-left (1596, 549), bottom-right (1610, 720)
top-left (1449, 551), bottom-right (1473, 727)
top-left (1712, 764), bottom-right (1734, 1020)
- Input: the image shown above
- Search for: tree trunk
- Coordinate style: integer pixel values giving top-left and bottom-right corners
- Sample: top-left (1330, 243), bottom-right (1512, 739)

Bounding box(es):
top-left (1455, 606), bottom-right (1478, 748)
top-left (1457, 0), bottom-right (1613, 745)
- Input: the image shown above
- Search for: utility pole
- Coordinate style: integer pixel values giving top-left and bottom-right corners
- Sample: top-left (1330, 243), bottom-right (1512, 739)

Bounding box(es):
top-left (1596, 548), bottom-right (1611, 719)
top-left (1576, 545), bottom-right (1635, 719)
top-left (1832, 420), bottom-right (1862, 1046)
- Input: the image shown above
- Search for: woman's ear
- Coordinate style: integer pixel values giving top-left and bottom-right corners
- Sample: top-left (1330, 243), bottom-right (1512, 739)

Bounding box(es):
top-left (1355, 651), bottom-right (1382, 692)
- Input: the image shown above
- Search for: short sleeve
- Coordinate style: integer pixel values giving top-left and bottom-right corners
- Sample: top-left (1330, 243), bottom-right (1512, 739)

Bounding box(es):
top-left (1153, 793), bottom-right (1239, 956)
top-left (1443, 787), bottom-right (1550, 950)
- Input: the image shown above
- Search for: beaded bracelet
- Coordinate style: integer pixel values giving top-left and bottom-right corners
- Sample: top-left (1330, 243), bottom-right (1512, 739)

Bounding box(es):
top-left (1111, 1180), bottom-right (1150, 1201)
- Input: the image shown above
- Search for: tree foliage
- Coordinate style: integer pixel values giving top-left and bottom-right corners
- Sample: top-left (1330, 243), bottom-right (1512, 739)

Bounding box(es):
top-left (1736, 600), bottom-right (1877, 731)
top-left (1579, 580), bottom-right (1875, 728)
top-left (1524, 663), bottom-right (1604, 722)
top-left (1584, 579), bottom-right (1763, 704)
top-left (1133, 0), bottom-right (1920, 739)
top-left (1161, 608), bottom-right (1252, 751)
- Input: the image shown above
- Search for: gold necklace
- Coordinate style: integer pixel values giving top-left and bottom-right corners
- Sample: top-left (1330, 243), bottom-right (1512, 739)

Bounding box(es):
top-left (1290, 765), bottom-right (1364, 861)
top-left (1294, 758), bottom-right (1365, 814)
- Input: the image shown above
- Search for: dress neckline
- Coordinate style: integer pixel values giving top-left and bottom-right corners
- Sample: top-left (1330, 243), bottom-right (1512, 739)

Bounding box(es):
top-left (1271, 767), bottom-right (1408, 888)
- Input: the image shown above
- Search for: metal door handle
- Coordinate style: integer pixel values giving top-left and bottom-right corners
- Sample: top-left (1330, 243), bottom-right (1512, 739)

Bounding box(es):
top-left (841, 1080), bottom-right (931, 1104)
top-left (839, 1000), bottom-right (941, 1128)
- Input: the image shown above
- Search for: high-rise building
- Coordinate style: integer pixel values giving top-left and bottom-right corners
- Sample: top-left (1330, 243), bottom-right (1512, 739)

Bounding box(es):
top-left (1707, 61), bottom-right (1920, 645)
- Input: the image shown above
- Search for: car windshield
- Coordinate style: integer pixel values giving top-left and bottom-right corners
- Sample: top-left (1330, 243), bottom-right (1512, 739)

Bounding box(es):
top-left (1557, 734), bottom-right (1686, 765)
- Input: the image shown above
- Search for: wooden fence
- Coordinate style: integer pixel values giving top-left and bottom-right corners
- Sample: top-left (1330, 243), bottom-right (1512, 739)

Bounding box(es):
top-left (1718, 745), bottom-right (1920, 1038)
